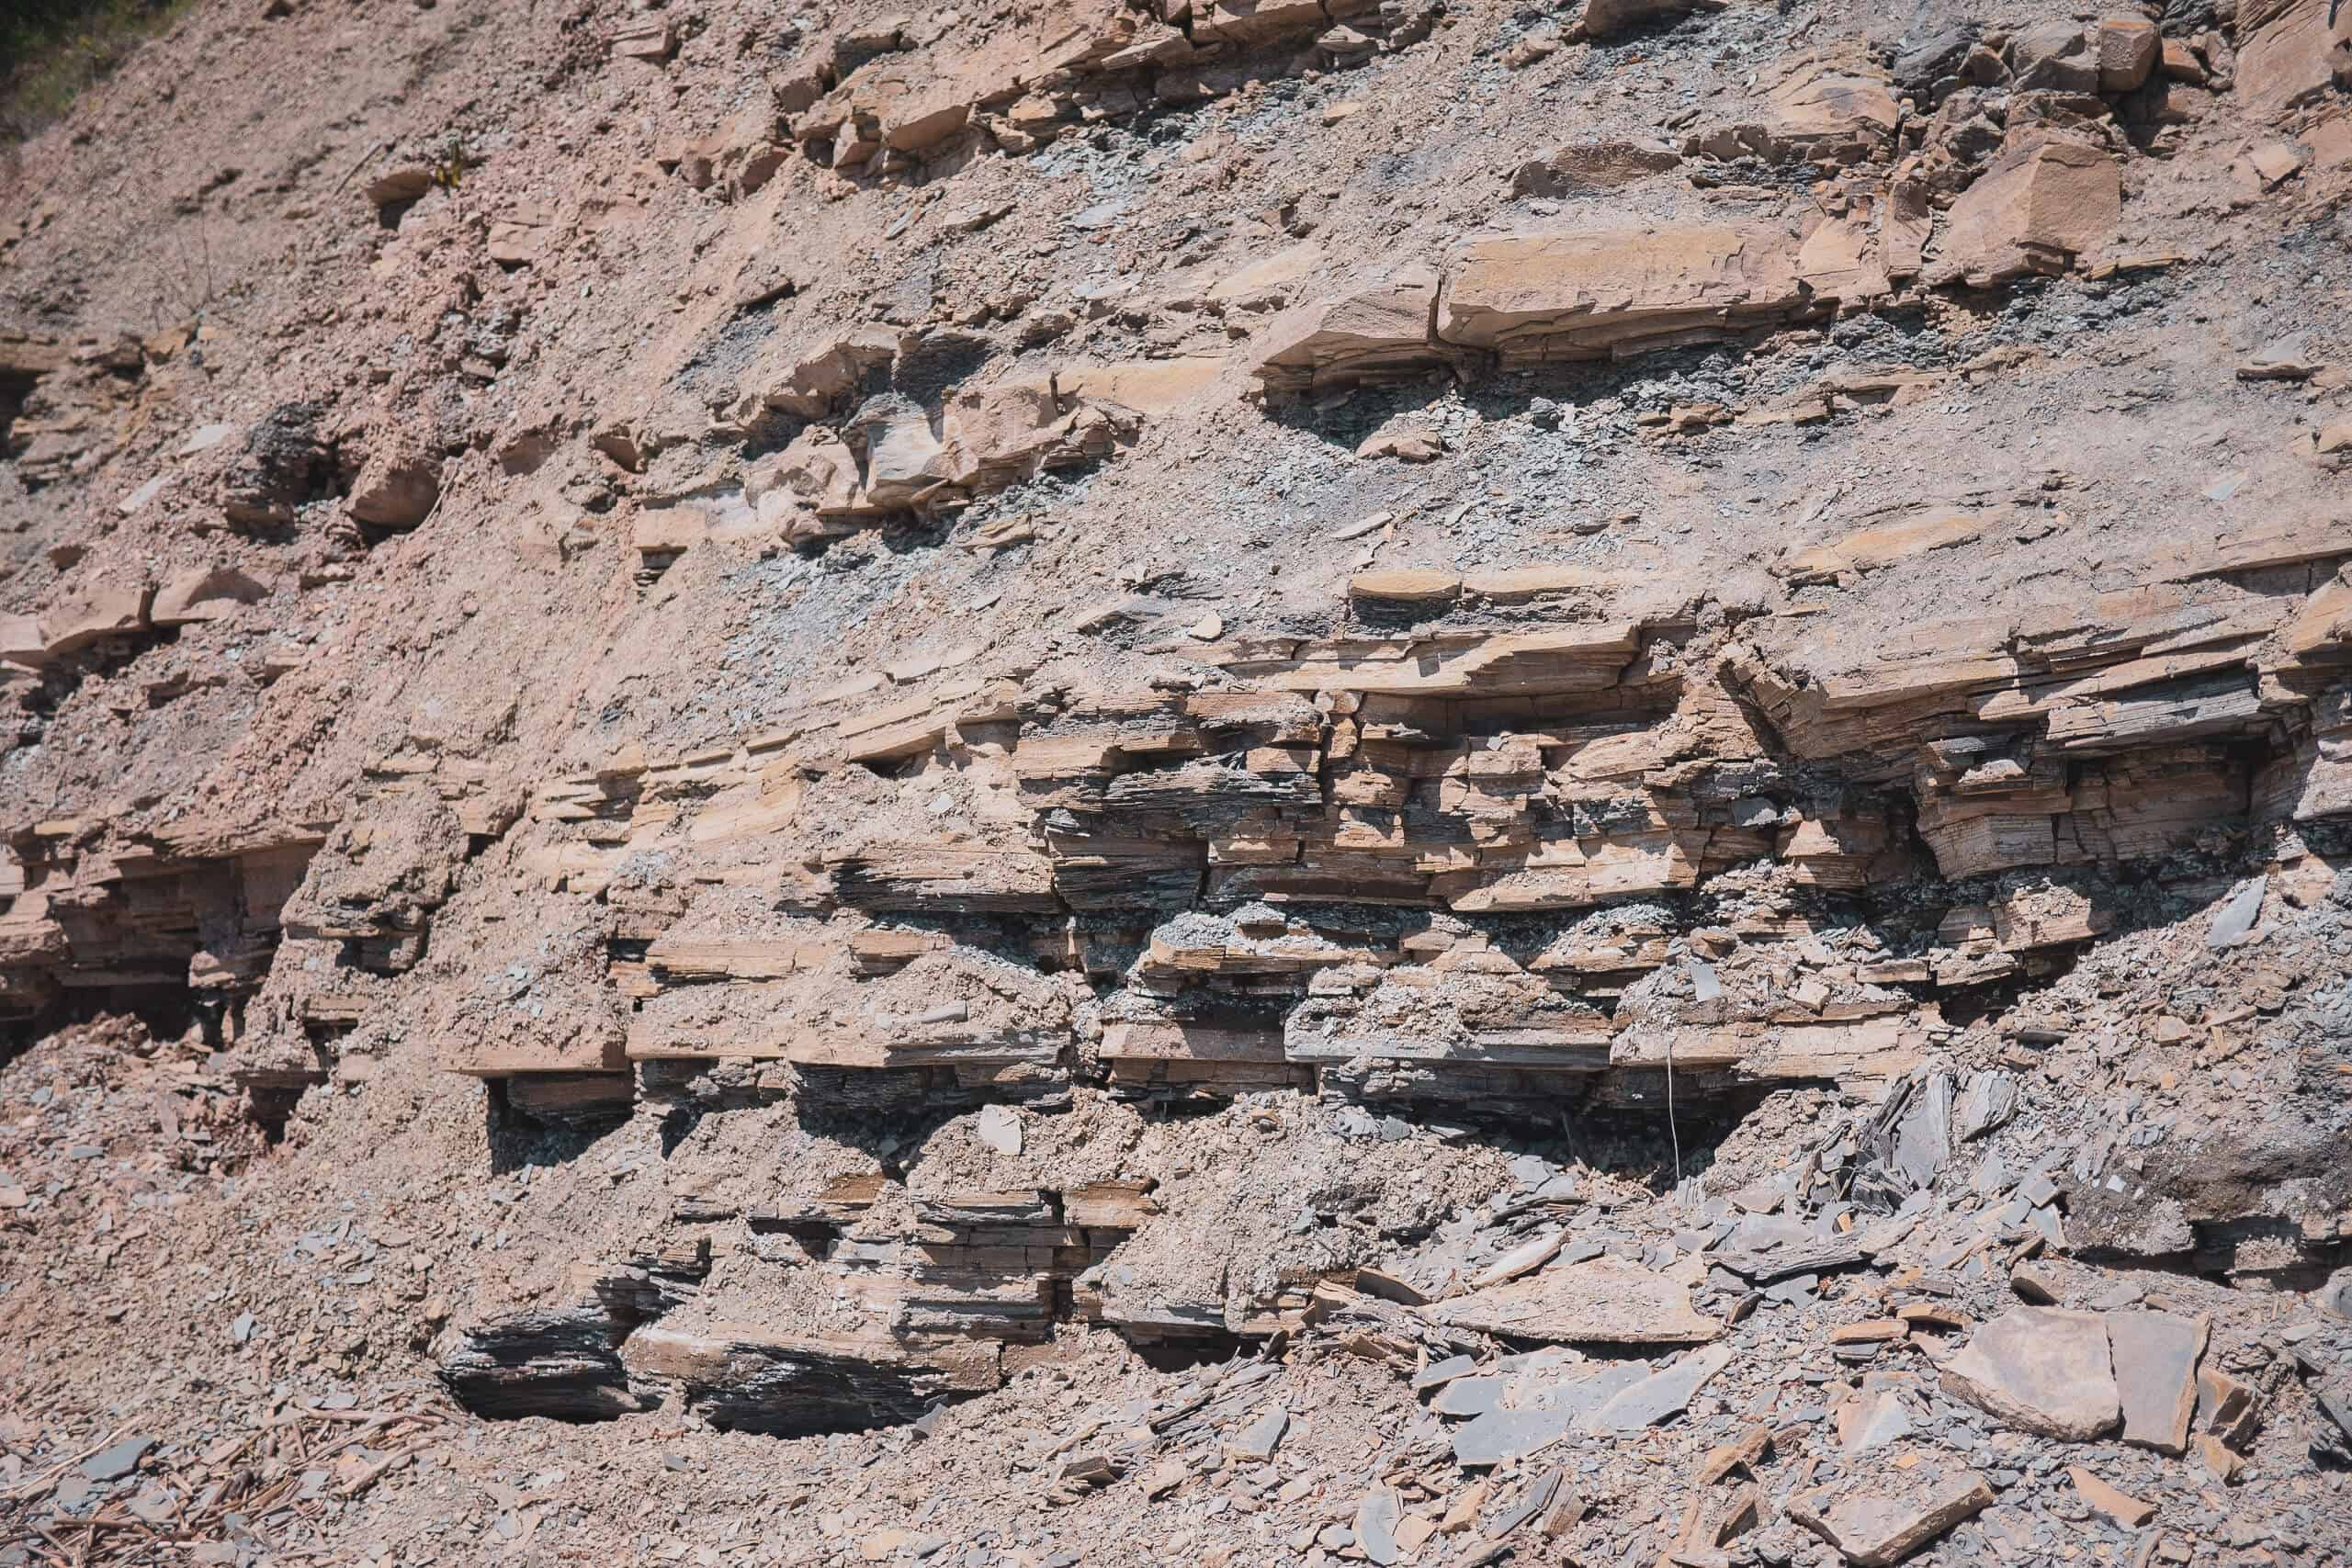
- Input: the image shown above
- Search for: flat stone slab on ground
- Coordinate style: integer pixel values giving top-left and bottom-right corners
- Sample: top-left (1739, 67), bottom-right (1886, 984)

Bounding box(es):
top-left (81, 1437), bottom-right (154, 1483)
top-left (1584, 1343), bottom-right (1736, 1435)
top-left (2109, 1309), bottom-right (2206, 1453)
top-left (1420, 1256), bottom-right (1724, 1345)
top-left (1940, 1307), bottom-right (2120, 1440)
top-left (1789, 1469), bottom-right (1996, 1566)
top-left (1452, 1360), bottom-right (1648, 1466)
top-left (1222, 1408), bottom-right (1289, 1461)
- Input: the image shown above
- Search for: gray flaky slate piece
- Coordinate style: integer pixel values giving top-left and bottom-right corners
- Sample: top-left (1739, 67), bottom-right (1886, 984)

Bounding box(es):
top-left (1583, 1343), bottom-right (1735, 1435)
top-left (82, 1437), bottom-right (155, 1483)
top-left (1714, 1236), bottom-right (1866, 1282)
top-left (1453, 1404), bottom-right (1579, 1468)
top-left (1838, 1389), bottom-right (1913, 1455)
top-left (2205, 874), bottom-right (2266, 947)
top-left (2109, 1310), bottom-right (2207, 1454)
top-left (1940, 1307), bottom-right (2120, 1440)
top-left (1452, 1361), bottom-right (1646, 1466)
top-left (1413, 1353), bottom-right (1478, 1391)
top-left (1955, 1071), bottom-right (2016, 1141)
top-left (1489, 1467), bottom-right (1562, 1538)
top-left (1432, 1375), bottom-right (1506, 1417)
top-left (1789, 1470), bottom-right (1995, 1566)
top-left (1354, 1487), bottom-right (1403, 1565)
top-left (1892, 1071), bottom-right (1954, 1190)
top-left (1222, 1408), bottom-right (1289, 1461)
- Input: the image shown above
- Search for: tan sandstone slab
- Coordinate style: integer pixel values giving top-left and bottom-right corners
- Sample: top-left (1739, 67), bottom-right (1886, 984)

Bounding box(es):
top-left (1927, 135), bottom-right (2120, 287)
top-left (1250, 265), bottom-right (1441, 392)
top-left (1436, 226), bottom-right (1805, 363)
top-left (1790, 1471), bottom-right (1996, 1567)
top-left (1419, 1256), bottom-right (1724, 1345)
top-left (2109, 1309), bottom-right (2207, 1454)
top-left (1939, 1306), bottom-right (2120, 1440)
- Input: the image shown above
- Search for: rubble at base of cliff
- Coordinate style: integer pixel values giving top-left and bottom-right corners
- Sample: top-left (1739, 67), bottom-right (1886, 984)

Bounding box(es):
top-left (4, 0), bottom-right (2352, 1561)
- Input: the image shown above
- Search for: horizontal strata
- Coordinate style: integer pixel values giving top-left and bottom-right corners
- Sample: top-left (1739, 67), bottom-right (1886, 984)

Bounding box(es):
top-left (404, 505), bottom-right (2346, 1418)
top-left (0, 0), bottom-right (2333, 1523)
top-left (6, 514), bottom-right (2342, 1088)
top-left (1246, 133), bottom-right (2128, 392)
top-left (296, 524), bottom-right (2352, 1092)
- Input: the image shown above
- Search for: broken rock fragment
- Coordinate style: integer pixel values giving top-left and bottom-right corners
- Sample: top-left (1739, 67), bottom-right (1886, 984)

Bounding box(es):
top-left (1250, 265), bottom-right (1442, 394)
top-left (1355, 415), bottom-right (1442, 462)
top-left (849, 393), bottom-right (953, 509)
top-left (1691, 51), bottom-right (1898, 164)
top-left (1584, 1342), bottom-right (1734, 1433)
top-left (1354, 1487), bottom-right (1404, 1565)
top-left (363, 166), bottom-right (434, 208)
top-left (757, 328), bottom-right (906, 419)
top-left (2094, 17), bottom-right (2159, 91)
top-left (1436, 226), bottom-right (1808, 365)
top-left (1420, 1257), bottom-right (1724, 1345)
top-left (2066, 1467), bottom-right (2155, 1528)
top-left (2233, 0), bottom-right (2352, 118)
top-left (1223, 1406), bottom-right (1289, 1461)
top-left (1789, 1470), bottom-right (1995, 1567)
top-left (1939, 1306), bottom-right (2120, 1440)
top-left (1510, 139), bottom-right (1680, 195)
top-left (1452, 1363), bottom-right (1634, 1465)
top-left (2109, 1309), bottom-right (2206, 1453)
top-left (1926, 135), bottom-right (2120, 287)
top-left (1580, 0), bottom-right (1720, 39)
top-left (81, 1437), bottom-right (156, 1483)
top-left (347, 435), bottom-right (442, 529)
top-left (152, 566), bottom-right (273, 627)
top-left (41, 582), bottom-right (153, 657)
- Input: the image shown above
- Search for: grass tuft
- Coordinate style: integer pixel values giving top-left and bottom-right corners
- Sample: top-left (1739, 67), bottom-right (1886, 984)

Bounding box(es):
top-left (1, 0), bottom-right (198, 146)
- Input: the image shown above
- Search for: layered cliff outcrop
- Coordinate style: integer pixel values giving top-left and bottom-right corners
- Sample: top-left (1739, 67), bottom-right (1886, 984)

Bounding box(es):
top-left (2, 0), bottom-right (2349, 1563)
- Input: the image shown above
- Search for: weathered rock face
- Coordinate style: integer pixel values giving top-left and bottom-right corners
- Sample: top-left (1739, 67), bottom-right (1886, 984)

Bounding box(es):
top-left (1, 818), bottom-right (324, 1030)
top-left (2233, 0), bottom-right (2352, 117)
top-left (621, 1325), bottom-right (1001, 1436)
top-left (1510, 139), bottom-right (1681, 196)
top-left (1687, 51), bottom-right (1901, 164)
top-left (1250, 266), bottom-right (1444, 394)
top-left (438, 1247), bottom-right (710, 1419)
top-left (220, 401), bottom-right (336, 530)
top-left (1437, 227), bottom-right (1811, 363)
top-left (4, 1), bottom-right (2352, 1558)
top-left (1924, 134), bottom-right (2121, 286)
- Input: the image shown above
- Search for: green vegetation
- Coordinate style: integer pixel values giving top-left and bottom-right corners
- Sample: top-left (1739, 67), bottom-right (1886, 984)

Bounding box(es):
top-left (1, 0), bottom-right (196, 144)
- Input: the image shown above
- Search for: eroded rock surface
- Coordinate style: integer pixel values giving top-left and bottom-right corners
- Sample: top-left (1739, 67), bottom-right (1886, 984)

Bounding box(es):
top-left (2, 0), bottom-right (2350, 1562)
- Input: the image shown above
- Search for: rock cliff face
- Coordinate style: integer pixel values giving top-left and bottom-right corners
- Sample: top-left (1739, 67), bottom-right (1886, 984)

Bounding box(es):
top-left (2, 0), bottom-right (2351, 1563)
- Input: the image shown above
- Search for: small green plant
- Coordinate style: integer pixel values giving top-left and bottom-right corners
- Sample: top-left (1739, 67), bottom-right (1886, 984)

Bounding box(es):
top-left (430, 138), bottom-right (469, 192)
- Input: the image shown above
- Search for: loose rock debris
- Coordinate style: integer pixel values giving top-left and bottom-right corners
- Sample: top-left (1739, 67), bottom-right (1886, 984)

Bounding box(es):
top-left (3, 0), bottom-right (2352, 1562)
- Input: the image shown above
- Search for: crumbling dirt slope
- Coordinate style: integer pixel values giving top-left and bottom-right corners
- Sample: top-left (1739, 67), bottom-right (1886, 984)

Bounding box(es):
top-left (3, 0), bottom-right (2351, 1563)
